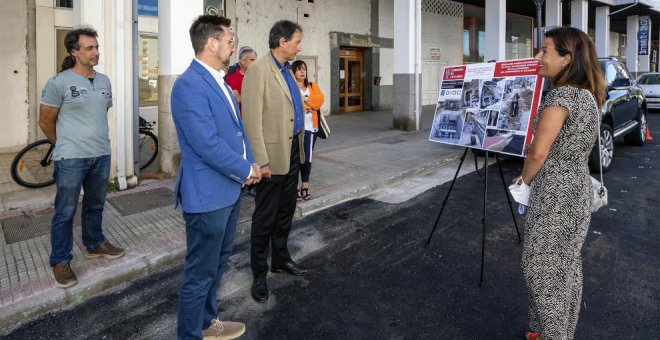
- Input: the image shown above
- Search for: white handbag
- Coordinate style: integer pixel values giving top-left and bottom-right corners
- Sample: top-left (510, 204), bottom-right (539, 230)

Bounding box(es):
top-left (590, 175), bottom-right (608, 212)
top-left (508, 178), bottom-right (530, 206)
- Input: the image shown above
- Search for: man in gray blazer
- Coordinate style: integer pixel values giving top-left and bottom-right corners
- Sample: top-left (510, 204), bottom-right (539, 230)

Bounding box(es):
top-left (242, 20), bottom-right (308, 302)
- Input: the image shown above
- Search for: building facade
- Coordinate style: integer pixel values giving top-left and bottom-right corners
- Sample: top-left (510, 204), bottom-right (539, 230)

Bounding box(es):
top-left (1, 0), bottom-right (658, 185)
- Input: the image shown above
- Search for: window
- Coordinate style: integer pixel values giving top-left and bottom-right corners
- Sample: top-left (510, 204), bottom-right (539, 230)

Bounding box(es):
top-left (505, 14), bottom-right (532, 60)
top-left (604, 63), bottom-right (617, 86)
top-left (463, 5), bottom-right (533, 63)
top-left (638, 74), bottom-right (660, 85)
top-left (56, 29), bottom-right (72, 73)
top-left (138, 35), bottom-right (159, 107)
top-left (615, 63), bottom-right (631, 80)
top-left (463, 5), bottom-right (485, 63)
top-left (204, 0), bottom-right (225, 16)
top-left (55, 0), bottom-right (73, 8)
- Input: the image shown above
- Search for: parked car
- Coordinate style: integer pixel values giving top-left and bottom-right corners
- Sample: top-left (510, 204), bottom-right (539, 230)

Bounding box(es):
top-left (635, 72), bottom-right (660, 111)
top-left (539, 58), bottom-right (647, 172)
top-left (589, 57), bottom-right (648, 172)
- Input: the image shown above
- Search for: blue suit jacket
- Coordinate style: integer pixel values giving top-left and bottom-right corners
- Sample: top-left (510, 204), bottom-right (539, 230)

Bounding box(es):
top-left (171, 60), bottom-right (254, 213)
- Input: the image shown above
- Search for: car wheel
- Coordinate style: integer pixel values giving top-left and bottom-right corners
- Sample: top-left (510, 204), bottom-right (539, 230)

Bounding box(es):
top-left (589, 123), bottom-right (614, 173)
top-left (624, 111), bottom-right (647, 146)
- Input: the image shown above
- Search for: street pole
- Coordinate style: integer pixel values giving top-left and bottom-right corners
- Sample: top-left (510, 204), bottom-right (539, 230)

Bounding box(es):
top-left (534, 0), bottom-right (545, 51)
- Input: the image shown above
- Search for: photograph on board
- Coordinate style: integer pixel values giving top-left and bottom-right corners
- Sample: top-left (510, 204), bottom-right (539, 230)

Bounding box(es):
top-left (430, 110), bottom-right (465, 144)
top-left (482, 128), bottom-right (527, 155)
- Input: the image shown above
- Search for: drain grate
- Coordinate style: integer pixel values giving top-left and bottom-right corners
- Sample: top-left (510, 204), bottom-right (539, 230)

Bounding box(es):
top-left (1, 207), bottom-right (81, 244)
top-left (107, 187), bottom-right (174, 216)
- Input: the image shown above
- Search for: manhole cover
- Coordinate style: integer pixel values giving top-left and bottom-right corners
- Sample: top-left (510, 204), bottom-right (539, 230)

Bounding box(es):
top-left (107, 187), bottom-right (174, 216)
top-left (1, 207), bottom-right (81, 244)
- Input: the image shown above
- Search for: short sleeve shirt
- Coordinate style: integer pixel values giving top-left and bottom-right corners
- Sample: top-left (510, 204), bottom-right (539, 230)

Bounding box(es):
top-left (40, 69), bottom-right (113, 160)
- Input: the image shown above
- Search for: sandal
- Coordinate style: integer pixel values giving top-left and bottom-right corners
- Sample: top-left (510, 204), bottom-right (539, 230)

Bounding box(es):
top-left (296, 189), bottom-right (303, 202)
top-left (300, 188), bottom-right (311, 201)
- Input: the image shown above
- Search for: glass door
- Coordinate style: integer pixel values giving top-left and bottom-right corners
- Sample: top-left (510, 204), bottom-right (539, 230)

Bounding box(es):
top-left (339, 48), bottom-right (364, 112)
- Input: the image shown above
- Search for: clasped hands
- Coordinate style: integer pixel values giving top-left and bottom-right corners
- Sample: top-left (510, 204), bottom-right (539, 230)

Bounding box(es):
top-left (242, 163), bottom-right (263, 187)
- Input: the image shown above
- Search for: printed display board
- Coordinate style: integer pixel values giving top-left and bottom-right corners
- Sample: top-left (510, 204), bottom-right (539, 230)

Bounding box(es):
top-left (429, 59), bottom-right (544, 157)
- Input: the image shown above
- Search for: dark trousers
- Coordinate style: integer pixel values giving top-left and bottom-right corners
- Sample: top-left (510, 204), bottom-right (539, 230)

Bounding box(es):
top-left (177, 198), bottom-right (241, 340)
top-left (300, 130), bottom-right (318, 183)
top-left (251, 138), bottom-right (300, 276)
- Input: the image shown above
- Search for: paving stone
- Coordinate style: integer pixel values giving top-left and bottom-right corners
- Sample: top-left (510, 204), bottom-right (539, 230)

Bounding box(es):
top-left (0, 109), bottom-right (464, 331)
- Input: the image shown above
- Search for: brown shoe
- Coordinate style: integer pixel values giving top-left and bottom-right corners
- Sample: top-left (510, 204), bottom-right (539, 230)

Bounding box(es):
top-left (83, 240), bottom-right (125, 260)
top-left (202, 319), bottom-right (246, 340)
top-left (52, 262), bottom-right (77, 288)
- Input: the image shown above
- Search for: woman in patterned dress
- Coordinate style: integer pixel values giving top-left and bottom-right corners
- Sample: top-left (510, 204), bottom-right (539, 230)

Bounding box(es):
top-left (512, 27), bottom-right (606, 340)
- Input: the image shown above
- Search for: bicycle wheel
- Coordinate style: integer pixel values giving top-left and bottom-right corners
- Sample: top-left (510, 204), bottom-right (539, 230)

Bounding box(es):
top-left (11, 139), bottom-right (56, 188)
top-left (138, 130), bottom-right (158, 170)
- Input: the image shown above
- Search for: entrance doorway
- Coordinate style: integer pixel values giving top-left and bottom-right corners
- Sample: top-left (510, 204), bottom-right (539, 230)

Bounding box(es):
top-left (339, 48), bottom-right (364, 112)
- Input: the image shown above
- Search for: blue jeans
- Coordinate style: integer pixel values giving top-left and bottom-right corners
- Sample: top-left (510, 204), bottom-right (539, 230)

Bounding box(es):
top-left (177, 197), bottom-right (241, 340)
top-left (49, 155), bottom-right (110, 266)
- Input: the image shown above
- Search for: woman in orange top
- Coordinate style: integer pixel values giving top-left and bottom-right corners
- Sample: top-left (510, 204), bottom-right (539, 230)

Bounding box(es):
top-left (292, 60), bottom-right (324, 201)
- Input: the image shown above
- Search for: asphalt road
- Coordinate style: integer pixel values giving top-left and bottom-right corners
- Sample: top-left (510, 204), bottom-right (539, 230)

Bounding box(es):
top-left (3, 114), bottom-right (659, 340)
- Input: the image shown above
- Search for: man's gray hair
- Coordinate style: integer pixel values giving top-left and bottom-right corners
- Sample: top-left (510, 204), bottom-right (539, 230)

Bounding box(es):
top-left (239, 47), bottom-right (256, 60)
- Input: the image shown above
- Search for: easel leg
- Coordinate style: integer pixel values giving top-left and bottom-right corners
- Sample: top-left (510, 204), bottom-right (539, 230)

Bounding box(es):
top-left (474, 150), bottom-right (482, 177)
top-left (480, 152), bottom-right (488, 286)
top-left (425, 148), bottom-right (470, 246)
top-left (495, 154), bottom-right (522, 243)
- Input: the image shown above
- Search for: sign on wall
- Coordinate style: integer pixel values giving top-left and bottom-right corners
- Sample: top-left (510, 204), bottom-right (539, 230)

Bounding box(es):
top-left (429, 59), bottom-right (544, 157)
top-left (429, 48), bottom-right (442, 61)
top-left (638, 16), bottom-right (650, 56)
top-left (137, 0), bottom-right (158, 17)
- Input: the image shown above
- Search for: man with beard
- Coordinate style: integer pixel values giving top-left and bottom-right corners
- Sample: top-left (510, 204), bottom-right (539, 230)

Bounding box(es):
top-left (171, 15), bottom-right (261, 339)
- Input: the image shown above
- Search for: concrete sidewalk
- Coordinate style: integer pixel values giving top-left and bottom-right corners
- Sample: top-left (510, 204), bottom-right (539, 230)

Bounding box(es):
top-left (0, 108), bottom-right (465, 332)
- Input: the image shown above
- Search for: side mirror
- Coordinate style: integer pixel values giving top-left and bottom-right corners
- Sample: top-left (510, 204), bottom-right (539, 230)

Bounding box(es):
top-left (610, 78), bottom-right (631, 87)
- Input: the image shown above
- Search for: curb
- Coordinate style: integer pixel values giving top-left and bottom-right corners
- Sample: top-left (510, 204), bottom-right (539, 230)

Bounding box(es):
top-left (0, 154), bottom-right (463, 333)
top-left (0, 245), bottom-right (187, 334)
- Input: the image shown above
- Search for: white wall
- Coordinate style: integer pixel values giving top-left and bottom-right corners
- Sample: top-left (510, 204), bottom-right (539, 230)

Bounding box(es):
top-left (379, 0), bottom-right (394, 86)
top-left (0, 1), bottom-right (30, 151)
top-left (420, 1), bottom-right (463, 105)
top-left (139, 15), bottom-right (158, 33)
top-left (421, 11), bottom-right (462, 67)
top-left (233, 0), bottom-right (371, 114)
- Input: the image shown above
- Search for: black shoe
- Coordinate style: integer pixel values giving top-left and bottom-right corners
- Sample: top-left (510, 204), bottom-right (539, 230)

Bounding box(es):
top-left (251, 273), bottom-right (269, 302)
top-left (271, 260), bottom-right (309, 276)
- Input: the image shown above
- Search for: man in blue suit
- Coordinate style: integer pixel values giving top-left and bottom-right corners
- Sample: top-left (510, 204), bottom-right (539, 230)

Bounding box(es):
top-left (171, 15), bottom-right (261, 340)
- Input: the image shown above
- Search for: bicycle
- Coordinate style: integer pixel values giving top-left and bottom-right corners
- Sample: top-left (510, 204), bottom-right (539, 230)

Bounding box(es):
top-left (11, 139), bottom-right (55, 188)
top-left (138, 117), bottom-right (158, 170)
top-left (10, 118), bottom-right (157, 188)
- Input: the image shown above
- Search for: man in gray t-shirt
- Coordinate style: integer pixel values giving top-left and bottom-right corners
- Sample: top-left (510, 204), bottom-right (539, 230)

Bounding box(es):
top-left (39, 27), bottom-right (125, 289)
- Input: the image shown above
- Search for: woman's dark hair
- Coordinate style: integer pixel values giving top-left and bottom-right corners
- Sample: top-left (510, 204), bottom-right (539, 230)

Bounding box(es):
top-left (268, 20), bottom-right (302, 50)
top-left (189, 15), bottom-right (232, 55)
top-left (544, 26), bottom-right (606, 106)
top-left (291, 60), bottom-right (309, 87)
top-left (60, 27), bottom-right (98, 72)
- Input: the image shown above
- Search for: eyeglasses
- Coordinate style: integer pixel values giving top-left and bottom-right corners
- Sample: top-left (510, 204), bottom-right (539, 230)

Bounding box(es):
top-left (215, 36), bottom-right (235, 47)
top-left (214, 27), bottom-right (236, 47)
